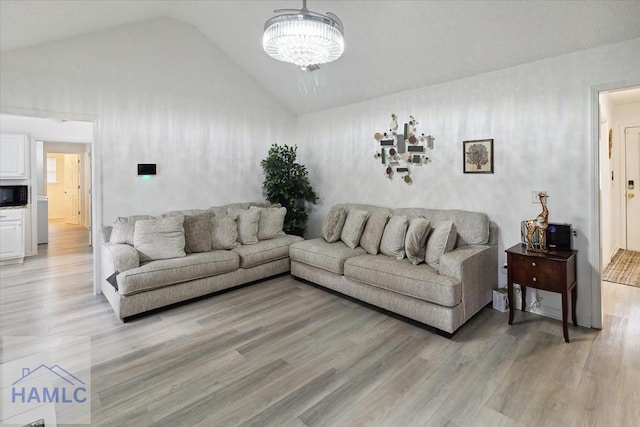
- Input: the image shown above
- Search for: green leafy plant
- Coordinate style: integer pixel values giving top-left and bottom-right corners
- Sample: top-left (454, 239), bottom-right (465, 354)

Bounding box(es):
top-left (260, 144), bottom-right (318, 234)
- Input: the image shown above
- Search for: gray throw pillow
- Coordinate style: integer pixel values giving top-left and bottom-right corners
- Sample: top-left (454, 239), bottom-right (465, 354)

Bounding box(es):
top-left (340, 209), bottom-right (369, 249)
top-left (379, 215), bottom-right (409, 260)
top-left (211, 215), bottom-right (241, 250)
top-left (405, 217), bottom-right (431, 265)
top-left (133, 215), bottom-right (186, 262)
top-left (360, 210), bottom-right (391, 255)
top-left (426, 220), bottom-right (457, 270)
top-left (229, 208), bottom-right (260, 245)
top-left (110, 215), bottom-right (154, 245)
top-left (321, 206), bottom-right (347, 243)
top-left (183, 212), bottom-right (213, 253)
top-left (250, 206), bottom-right (286, 240)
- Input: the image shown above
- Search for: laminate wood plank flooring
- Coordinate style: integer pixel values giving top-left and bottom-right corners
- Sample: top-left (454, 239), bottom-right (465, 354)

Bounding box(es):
top-left (1, 223), bottom-right (639, 426)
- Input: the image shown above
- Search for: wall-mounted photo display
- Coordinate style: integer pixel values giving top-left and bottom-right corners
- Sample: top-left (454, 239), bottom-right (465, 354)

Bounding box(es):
top-left (463, 139), bottom-right (494, 174)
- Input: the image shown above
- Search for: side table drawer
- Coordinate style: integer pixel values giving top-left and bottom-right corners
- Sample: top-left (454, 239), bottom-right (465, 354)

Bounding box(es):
top-left (508, 253), bottom-right (562, 292)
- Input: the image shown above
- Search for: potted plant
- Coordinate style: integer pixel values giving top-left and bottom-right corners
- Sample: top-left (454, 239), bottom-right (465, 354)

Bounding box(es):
top-left (260, 144), bottom-right (318, 236)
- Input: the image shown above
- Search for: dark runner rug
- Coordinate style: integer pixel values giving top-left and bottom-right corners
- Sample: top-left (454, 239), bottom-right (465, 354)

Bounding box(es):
top-left (602, 249), bottom-right (640, 288)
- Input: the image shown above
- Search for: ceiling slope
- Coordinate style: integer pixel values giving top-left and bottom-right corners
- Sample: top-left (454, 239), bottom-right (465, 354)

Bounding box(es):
top-left (2, 1), bottom-right (640, 115)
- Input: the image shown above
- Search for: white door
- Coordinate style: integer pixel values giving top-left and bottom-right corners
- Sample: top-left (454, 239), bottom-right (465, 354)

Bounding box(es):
top-left (64, 154), bottom-right (80, 225)
top-left (626, 127), bottom-right (640, 251)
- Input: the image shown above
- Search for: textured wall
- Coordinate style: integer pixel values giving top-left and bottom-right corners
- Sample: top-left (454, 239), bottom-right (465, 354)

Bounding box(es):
top-left (0, 17), bottom-right (296, 224)
top-left (296, 38), bottom-right (640, 326)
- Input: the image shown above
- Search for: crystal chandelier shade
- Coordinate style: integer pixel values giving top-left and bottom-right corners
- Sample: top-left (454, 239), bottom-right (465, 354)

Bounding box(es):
top-left (263, 1), bottom-right (344, 70)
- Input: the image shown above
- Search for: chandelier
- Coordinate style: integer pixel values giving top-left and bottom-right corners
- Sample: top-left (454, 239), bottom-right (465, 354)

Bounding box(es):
top-left (263, 0), bottom-right (344, 70)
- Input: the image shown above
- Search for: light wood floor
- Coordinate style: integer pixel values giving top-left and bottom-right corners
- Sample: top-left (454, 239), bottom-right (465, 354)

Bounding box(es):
top-left (1, 223), bottom-right (639, 426)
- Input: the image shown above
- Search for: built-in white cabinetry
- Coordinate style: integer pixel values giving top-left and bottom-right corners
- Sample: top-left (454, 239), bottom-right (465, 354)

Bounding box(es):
top-left (0, 209), bottom-right (26, 264)
top-left (0, 134), bottom-right (29, 179)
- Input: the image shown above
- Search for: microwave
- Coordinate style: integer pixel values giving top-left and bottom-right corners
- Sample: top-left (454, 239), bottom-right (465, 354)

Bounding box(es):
top-left (0, 185), bottom-right (29, 207)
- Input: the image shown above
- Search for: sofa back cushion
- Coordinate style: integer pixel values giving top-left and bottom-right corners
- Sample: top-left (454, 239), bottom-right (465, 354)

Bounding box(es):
top-left (360, 210), bottom-right (391, 255)
top-left (162, 211), bottom-right (212, 253)
top-left (340, 209), bottom-right (369, 249)
top-left (393, 208), bottom-right (489, 246)
top-left (110, 215), bottom-right (155, 245)
top-left (379, 215), bottom-right (409, 260)
top-left (134, 215), bottom-right (186, 262)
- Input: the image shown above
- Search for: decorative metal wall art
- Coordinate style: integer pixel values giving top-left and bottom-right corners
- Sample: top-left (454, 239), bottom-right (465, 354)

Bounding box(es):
top-left (373, 114), bottom-right (434, 184)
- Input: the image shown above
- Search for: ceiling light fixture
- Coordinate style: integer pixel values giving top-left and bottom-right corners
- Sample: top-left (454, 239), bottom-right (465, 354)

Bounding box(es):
top-left (263, 0), bottom-right (344, 70)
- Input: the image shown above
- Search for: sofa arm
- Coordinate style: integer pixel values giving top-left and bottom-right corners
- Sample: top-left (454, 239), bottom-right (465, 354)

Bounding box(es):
top-left (439, 244), bottom-right (498, 321)
top-left (101, 242), bottom-right (140, 277)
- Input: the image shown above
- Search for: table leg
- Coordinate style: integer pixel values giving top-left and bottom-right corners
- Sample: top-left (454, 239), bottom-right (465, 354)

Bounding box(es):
top-left (571, 284), bottom-right (578, 326)
top-left (508, 282), bottom-right (514, 325)
top-left (521, 285), bottom-right (527, 312)
top-left (562, 290), bottom-right (570, 343)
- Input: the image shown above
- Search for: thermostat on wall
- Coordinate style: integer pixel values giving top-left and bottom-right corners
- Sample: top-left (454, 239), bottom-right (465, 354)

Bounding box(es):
top-left (137, 164), bottom-right (157, 175)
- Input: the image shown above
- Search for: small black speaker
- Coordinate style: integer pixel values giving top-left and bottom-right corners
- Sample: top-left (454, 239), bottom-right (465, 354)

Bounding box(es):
top-left (547, 223), bottom-right (573, 250)
top-left (137, 164), bottom-right (156, 175)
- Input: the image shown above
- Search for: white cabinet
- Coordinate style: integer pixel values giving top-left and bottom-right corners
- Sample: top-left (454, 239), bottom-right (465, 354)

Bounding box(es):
top-left (0, 209), bottom-right (25, 264)
top-left (0, 134), bottom-right (28, 179)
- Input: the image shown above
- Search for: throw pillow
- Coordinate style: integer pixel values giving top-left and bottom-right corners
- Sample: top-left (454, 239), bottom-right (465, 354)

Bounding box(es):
top-left (211, 215), bottom-right (240, 250)
top-left (321, 206), bottom-right (347, 243)
top-left (360, 210), bottom-right (391, 255)
top-left (110, 215), bottom-right (154, 245)
top-left (340, 209), bottom-right (369, 249)
top-left (425, 220), bottom-right (457, 270)
top-left (379, 215), bottom-right (409, 260)
top-left (183, 212), bottom-right (213, 253)
top-left (250, 206), bottom-right (286, 240)
top-left (133, 215), bottom-right (186, 262)
top-left (229, 208), bottom-right (260, 245)
top-left (405, 217), bottom-right (432, 265)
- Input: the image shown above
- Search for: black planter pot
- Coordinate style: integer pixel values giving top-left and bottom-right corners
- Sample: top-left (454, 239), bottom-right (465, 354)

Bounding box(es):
top-left (286, 227), bottom-right (305, 237)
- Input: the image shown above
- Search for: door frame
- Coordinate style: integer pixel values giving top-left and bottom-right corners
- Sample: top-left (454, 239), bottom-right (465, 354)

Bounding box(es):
top-left (0, 106), bottom-right (103, 296)
top-left (622, 126), bottom-right (640, 250)
top-left (590, 79), bottom-right (640, 330)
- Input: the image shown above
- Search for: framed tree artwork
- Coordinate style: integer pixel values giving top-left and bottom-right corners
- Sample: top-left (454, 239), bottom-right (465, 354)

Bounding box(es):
top-left (463, 139), bottom-right (494, 174)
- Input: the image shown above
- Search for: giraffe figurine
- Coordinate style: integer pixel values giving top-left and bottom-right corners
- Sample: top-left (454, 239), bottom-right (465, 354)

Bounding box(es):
top-left (525, 192), bottom-right (549, 252)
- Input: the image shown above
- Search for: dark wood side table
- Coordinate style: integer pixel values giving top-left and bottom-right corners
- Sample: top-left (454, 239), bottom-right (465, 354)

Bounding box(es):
top-left (505, 243), bottom-right (578, 343)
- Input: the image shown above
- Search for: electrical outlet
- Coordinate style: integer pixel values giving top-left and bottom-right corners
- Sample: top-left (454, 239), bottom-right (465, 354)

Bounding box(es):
top-left (531, 190), bottom-right (547, 203)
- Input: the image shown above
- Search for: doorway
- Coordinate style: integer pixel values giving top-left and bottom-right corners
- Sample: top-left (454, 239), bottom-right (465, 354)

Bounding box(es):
top-left (598, 86), bottom-right (640, 313)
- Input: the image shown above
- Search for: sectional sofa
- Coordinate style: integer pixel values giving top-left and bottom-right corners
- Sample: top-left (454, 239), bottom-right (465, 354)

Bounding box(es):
top-left (101, 202), bottom-right (302, 320)
top-left (289, 203), bottom-right (498, 335)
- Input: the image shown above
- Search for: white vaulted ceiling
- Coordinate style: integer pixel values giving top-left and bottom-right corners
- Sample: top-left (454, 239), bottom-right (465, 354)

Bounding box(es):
top-left (1, 0), bottom-right (640, 115)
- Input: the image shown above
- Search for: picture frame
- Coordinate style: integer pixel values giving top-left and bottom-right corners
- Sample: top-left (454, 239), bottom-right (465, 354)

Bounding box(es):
top-left (463, 139), bottom-right (494, 174)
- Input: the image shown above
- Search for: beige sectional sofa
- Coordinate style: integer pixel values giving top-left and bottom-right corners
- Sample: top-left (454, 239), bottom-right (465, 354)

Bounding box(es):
top-left (101, 202), bottom-right (302, 320)
top-left (289, 203), bottom-right (498, 335)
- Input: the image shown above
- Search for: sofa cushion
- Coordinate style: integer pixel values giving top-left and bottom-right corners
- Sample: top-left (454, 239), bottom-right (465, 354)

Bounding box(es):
top-left (360, 210), bottom-right (391, 255)
top-left (321, 206), bottom-right (348, 243)
top-left (133, 215), bottom-right (186, 262)
top-left (344, 254), bottom-right (461, 307)
top-left (117, 251), bottom-right (239, 296)
top-left (231, 208), bottom-right (260, 245)
top-left (340, 209), bottom-right (369, 249)
top-left (233, 235), bottom-right (303, 268)
top-left (405, 217), bottom-right (431, 265)
top-left (425, 220), bottom-right (457, 271)
top-left (211, 215), bottom-right (240, 250)
top-left (110, 215), bottom-right (155, 245)
top-left (289, 238), bottom-right (367, 275)
top-left (182, 212), bottom-right (213, 253)
top-left (379, 215), bottom-right (408, 260)
top-left (393, 208), bottom-right (489, 246)
top-left (251, 206), bottom-right (286, 240)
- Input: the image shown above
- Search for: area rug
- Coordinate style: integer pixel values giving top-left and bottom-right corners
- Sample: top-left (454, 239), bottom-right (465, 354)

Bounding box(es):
top-left (602, 249), bottom-right (640, 288)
